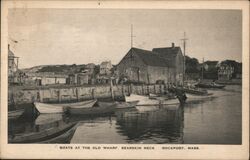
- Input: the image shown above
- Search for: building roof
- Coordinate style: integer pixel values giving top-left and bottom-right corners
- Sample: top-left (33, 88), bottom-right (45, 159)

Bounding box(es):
top-left (130, 47), bottom-right (172, 67)
top-left (152, 46), bottom-right (182, 60)
top-left (8, 49), bottom-right (15, 57)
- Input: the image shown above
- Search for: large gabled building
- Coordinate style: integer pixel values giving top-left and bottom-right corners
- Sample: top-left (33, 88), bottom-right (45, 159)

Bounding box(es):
top-left (116, 45), bottom-right (183, 85)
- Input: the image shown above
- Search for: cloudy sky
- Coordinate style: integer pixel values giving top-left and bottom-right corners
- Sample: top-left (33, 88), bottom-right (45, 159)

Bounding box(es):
top-left (8, 9), bottom-right (242, 68)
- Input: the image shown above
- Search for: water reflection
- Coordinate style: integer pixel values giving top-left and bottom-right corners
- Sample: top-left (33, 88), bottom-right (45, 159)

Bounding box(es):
top-left (115, 106), bottom-right (184, 144)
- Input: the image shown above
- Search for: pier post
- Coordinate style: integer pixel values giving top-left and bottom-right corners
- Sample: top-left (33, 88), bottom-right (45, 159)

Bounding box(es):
top-left (122, 84), bottom-right (124, 96)
top-left (92, 88), bottom-right (95, 99)
top-left (130, 84), bottom-right (133, 94)
top-left (153, 85), bottom-right (156, 94)
top-left (160, 84), bottom-right (162, 94)
top-left (39, 90), bottom-right (43, 102)
top-left (76, 87), bottom-right (79, 101)
top-left (147, 85), bottom-right (149, 95)
top-left (58, 90), bottom-right (62, 103)
top-left (142, 84), bottom-right (144, 95)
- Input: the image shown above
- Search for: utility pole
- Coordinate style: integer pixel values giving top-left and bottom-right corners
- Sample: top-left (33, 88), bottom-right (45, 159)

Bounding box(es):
top-left (180, 32), bottom-right (188, 85)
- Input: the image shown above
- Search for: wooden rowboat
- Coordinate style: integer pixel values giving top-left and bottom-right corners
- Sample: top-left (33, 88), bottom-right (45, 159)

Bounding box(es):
top-left (9, 122), bottom-right (78, 143)
top-left (8, 109), bottom-right (25, 120)
top-left (126, 94), bottom-right (179, 106)
top-left (67, 104), bottom-right (116, 115)
top-left (180, 87), bottom-right (208, 95)
top-left (98, 101), bottom-right (139, 109)
top-left (34, 100), bottom-right (97, 114)
top-left (195, 82), bottom-right (225, 89)
top-left (185, 93), bottom-right (215, 103)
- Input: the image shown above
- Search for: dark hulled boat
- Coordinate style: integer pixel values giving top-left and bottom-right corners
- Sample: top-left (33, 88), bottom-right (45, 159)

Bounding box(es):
top-left (67, 104), bottom-right (116, 115)
top-left (195, 82), bottom-right (225, 89)
top-left (9, 122), bottom-right (78, 144)
top-left (8, 109), bottom-right (25, 120)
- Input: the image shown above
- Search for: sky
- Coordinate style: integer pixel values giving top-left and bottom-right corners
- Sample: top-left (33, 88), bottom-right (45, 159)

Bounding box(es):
top-left (8, 9), bottom-right (242, 69)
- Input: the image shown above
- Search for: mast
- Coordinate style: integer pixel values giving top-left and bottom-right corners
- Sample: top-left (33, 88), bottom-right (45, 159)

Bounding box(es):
top-left (202, 57), bottom-right (204, 80)
top-left (181, 32), bottom-right (188, 84)
top-left (130, 24), bottom-right (136, 48)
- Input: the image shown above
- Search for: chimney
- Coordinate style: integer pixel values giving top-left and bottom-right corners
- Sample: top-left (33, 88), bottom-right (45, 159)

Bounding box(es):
top-left (172, 43), bottom-right (175, 48)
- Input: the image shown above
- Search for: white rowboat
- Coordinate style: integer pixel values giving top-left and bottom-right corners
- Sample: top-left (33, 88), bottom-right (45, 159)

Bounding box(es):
top-left (126, 94), bottom-right (179, 106)
top-left (34, 100), bottom-right (97, 114)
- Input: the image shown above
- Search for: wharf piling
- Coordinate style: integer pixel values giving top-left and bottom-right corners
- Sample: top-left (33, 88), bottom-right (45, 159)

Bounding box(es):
top-left (8, 84), bottom-right (170, 107)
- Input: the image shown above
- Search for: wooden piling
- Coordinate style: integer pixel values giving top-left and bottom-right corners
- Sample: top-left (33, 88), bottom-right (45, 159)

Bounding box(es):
top-left (130, 84), bottom-right (133, 94)
top-left (39, 90), bottom-right (43, 102)
top-left (76, 87), bottom-right (79, 101)
top-left (122, 84), bottom-right (124, 96)
top-left (142, 84), bottom-right (144, 95)
top-left (110, 79), bottom-right (114, 100)
top-left (92, 88), bottom-right (95, 99)
top-left (159, 85), bottom-right (162, 94)
top-left (58, 90), bottom-right (62, 103)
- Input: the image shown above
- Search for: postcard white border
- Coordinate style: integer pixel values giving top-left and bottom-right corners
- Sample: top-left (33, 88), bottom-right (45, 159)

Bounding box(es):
top-left (1, 0), bottom-right (249, 159)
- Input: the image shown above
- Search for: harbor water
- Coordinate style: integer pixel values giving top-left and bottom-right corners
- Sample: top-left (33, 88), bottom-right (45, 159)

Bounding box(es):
top-left (8, 85), bottom-right (242, 144)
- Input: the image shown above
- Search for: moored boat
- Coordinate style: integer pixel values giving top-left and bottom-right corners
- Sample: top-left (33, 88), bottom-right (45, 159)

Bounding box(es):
top-left (9, 122), bottom-right (78, 143)
top-left (67, 103), bottom-right (116, 115)
top-left (185, 93), bottom-right (215, 103)
top-left (126, 94), bottom-right (179, 106)
top-left (126, 94), bottom-right (159, 106)
top-left (195, 82), bottom-right (225, 89)
top-left (180, 87), bottom-right (208, 95)
top-left (35, 113), bottom-right (63, 125)
top-left (98, 100), bottom-right (139, 109)
top-left (8, 109), bottom-right (25, 120)
top-left (34, 99), bottom-right (97, 114)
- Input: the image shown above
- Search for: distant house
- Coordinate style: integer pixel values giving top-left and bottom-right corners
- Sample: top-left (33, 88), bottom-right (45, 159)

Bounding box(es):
top-left (27, 72), bottom-right (68, 85)
top-left (8, 45), bottom-right (19, 83)
top-left (67, 73), bottom-right (88, 85)
top-left (218, 64), bottom-right (234, 80)
top-left (85, 63), bottom-right (95, 75)
top-left (199, 61), bottom-right (219, 79)
top-left (203, 61), bottom-right (219, 71)
top-left (116, 47), bottom-right (181, 84)
top-left (100, 61), bottom-right (112, 75)
top-left (77, 73), bottom-right (89, 85)
top-left (40, 75), bottom-right (67, 85)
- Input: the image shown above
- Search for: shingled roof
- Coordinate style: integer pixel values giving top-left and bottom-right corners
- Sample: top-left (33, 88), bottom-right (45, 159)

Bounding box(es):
top-left (130, 47), bottom-right (173, 67)
top-left (152, 47), bottom-right (182, 60)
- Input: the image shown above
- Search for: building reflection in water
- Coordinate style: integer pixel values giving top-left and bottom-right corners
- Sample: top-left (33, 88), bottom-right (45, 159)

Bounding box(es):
top-left (115, 105), bottom-right (184, 144)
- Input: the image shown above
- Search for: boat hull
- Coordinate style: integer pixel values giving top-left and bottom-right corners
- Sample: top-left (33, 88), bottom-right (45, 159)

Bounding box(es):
top-left (9, 122), bottom-right (78, 143)
top-left (126, 94), bottom-right (179, 106)
top-left (34, 102), bottom-right (64, 114)
top-left (98, 101), bottom-right (139, 109)
top-left (186, 93), bottom-right (214, 103)
top-left (34, 100), bottom-right (97, 114)
top-left (181, 88), bottom-right (208, 95)
top-left (68, 105), bottom-right (116, 115)
top-left (8, 109), bottom-right (25, 120)
top-left (195, 83), bottom-right (225, 89)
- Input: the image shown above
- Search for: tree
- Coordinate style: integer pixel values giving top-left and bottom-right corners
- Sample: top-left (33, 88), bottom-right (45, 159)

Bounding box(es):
top-left (185, 56), bottom-right (199, 73)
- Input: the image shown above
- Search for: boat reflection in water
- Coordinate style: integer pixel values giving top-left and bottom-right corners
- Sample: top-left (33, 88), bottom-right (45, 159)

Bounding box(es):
top-left (8, 113), bottom-right (78, 144)
top-left (115, 105), bottom-right (184, 144)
